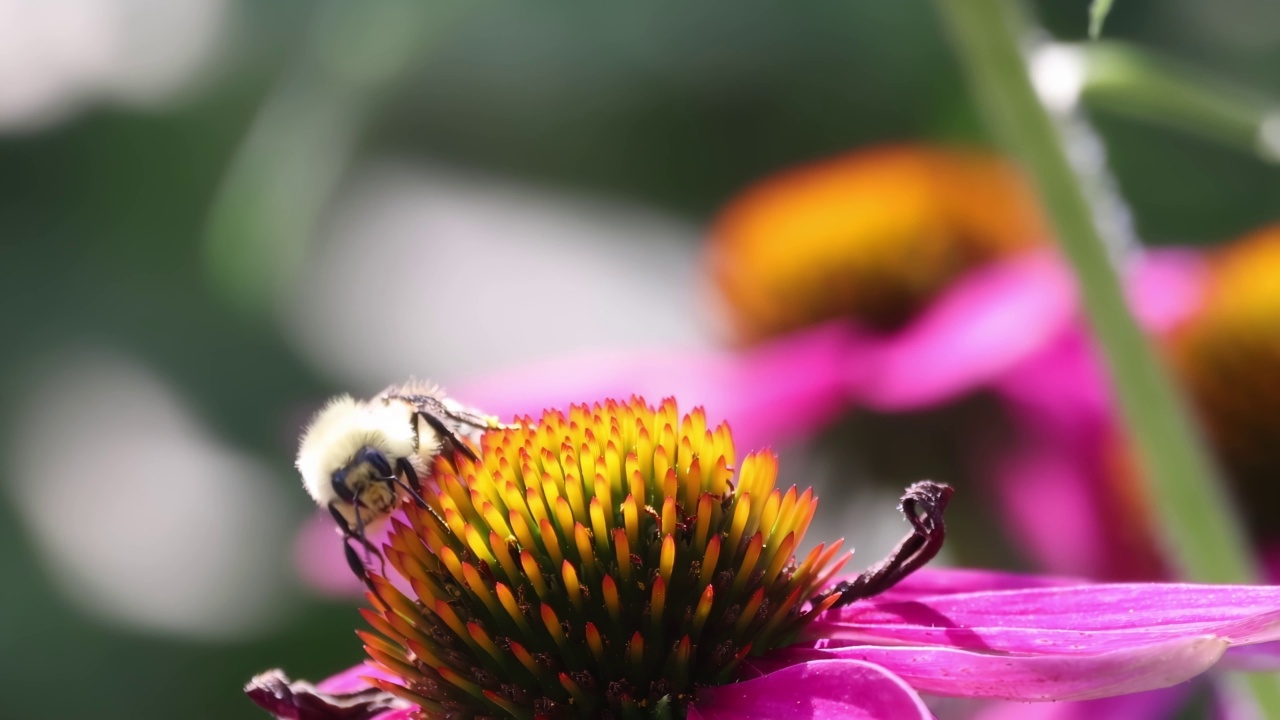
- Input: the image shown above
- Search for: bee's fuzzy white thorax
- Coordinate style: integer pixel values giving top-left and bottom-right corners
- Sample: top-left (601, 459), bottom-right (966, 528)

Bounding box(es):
top-left (295, 395), bottom-right (419, 506)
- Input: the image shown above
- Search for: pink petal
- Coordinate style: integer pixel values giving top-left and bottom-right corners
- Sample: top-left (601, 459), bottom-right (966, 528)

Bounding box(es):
top-left (860, 251), bottom-right (1077, 410)
top-left (820, 635), bottom-right (1226, 701)
top-left (315, 662), bottom-right (396, 694)
top-left (246, 666), bottom-right (409, 720)
top-left (295, 512), bottom-right (397, 597)
top-left (971, 685), bottom-right (1190, 720)
top-left (989, 329), bottom-right (1167, 580)
top-left (984, 427), bottom-right (1116, 578)
top-left (1126, 248), bottom-right (1208, 334)
top-left (1222, 641), bottom-right (1280, 671)
top-left (870, 567), bottom-right (1083, 603)
top-left (816, 583), bottom-right (1280, 653)
top-left (456, 320), bottom-right (869, 452)
top-left (693, 659), bottom-right (933, 720)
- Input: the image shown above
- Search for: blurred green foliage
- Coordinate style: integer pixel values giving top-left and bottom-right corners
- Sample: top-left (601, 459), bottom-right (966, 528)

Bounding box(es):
top-left (1, 1), bottom-right (1278, 718)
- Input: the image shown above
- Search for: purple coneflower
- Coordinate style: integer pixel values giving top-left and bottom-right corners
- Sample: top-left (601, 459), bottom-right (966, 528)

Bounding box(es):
top-left (254, 398), bottom-right (1280, 719)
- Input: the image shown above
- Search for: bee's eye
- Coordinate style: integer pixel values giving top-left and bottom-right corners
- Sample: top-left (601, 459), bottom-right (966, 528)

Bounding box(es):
top-left (330, 468), bottom-right (356, 502)
top-left (352, 446), bottom-right (394, 478)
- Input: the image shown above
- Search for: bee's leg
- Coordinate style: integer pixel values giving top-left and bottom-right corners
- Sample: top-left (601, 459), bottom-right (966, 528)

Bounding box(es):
top-left (815, 481), bottom-right (953, 610)
top-left (328, 503), bottom-right (381, 595)
top-left (392, 458), bottom-right (429, 508)
top-left (414, 411), bottom-right (481, 463)
top-left (352, 506), bottom-right (388, 576)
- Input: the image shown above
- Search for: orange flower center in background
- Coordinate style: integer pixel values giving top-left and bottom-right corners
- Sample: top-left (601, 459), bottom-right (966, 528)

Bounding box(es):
top-left (708, 145), bottom-right (1048, 341)
top-left (1168, 226), bottom-right (1280, 537)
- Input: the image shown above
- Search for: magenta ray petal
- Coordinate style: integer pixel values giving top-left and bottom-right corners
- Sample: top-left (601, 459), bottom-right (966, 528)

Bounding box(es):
top-left (821, 635), bottom-right (1226, 701)
top-left (870, 567), bottom-right (1082, 602)
top-left (972, 685), bottom-right (1190, 720)
top-left (815, 583), bottom-right (1280, 652)
top-left (692, 659), bottom-right (933, 720)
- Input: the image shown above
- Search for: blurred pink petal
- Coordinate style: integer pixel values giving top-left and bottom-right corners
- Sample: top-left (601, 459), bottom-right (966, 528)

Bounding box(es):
top-left (294, 513), bottom-right (392, 597)
top-left (693, 659), bottom-right (934, 720)
top-left (456, 320), bottom-right (870, 452)
top-left (1221, 641), bottom-right (1280, 671)
top-left (861, 251), bottom-right (1077, 410)
top-left (1127, 248), bottom-right (1209, 334)
top-left (989, 328), bottom-right (1164, 580)
top-left (315, 663), bottom-right (397, 694)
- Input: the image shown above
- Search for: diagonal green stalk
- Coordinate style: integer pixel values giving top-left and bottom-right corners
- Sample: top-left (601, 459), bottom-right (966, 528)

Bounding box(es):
top-left (937, 1), bottom-right (1280, 709)
top-left (936, 0), bottom-right (1254, 584)
top-left (935, 0), bottom-right (1280, 710)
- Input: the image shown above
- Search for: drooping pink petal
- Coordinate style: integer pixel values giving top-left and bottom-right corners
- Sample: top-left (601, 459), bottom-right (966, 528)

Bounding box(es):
top-left (692, 658), bottom-right (934, 720)
top-left (820, 635), bottom-right (1226, 701)
top-left (859, 251), bottom-right (1077, 411)
top-left (245, 667), bottom-right (409, 720)
top-left (972, 685), bottom-right (1190, 720)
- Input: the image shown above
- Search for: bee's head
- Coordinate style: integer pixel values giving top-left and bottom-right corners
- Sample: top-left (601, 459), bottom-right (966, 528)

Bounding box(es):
top-left (332, 446), bottom-right (397, 513)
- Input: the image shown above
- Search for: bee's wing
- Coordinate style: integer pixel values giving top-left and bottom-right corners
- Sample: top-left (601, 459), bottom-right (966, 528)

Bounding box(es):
top-left (382, 381), bottom-right (502, 430)
top-left (381, 384), bottom-right (506, 462)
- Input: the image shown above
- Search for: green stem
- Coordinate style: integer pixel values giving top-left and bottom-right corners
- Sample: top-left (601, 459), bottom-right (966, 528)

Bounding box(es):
top-left (1075, 41), bottom-right (1280, 161)
top-left (937, 2), bottom-right (1280, 708)
top-left (936, 0), bottom-right (1256, 585)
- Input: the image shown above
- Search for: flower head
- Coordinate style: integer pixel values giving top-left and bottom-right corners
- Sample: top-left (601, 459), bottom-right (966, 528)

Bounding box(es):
top-left (709, 145), bottom-right (1047, 341)
top-left (358, 398), bottom-right (862, 717)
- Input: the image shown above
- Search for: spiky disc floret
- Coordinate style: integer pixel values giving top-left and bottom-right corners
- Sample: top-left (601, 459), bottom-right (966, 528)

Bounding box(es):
top-left (361, 398), bottom-right (850, 719)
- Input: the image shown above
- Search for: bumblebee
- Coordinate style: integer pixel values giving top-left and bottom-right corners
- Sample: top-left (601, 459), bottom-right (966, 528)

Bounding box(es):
top-left (295, 381), bottom-right (502, 585)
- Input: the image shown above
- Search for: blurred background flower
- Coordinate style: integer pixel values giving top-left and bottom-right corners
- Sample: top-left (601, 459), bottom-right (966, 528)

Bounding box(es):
top-left (4, 1), bottom-right (1280, 719)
